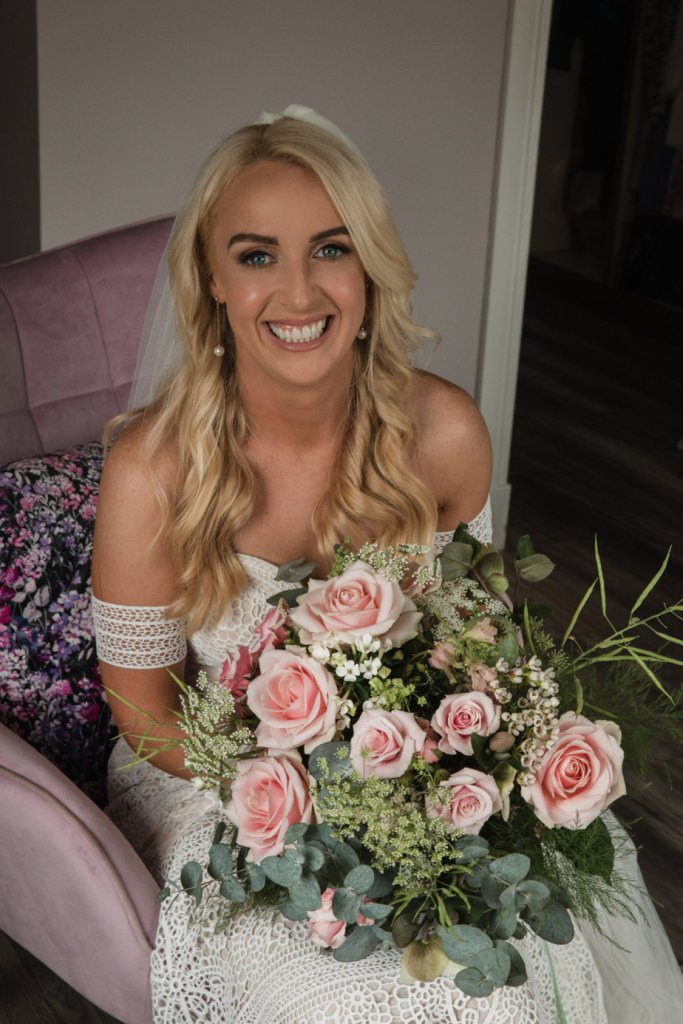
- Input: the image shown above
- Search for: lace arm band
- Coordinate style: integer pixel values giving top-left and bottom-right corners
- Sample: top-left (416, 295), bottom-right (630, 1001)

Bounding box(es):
top-left (435, 495), bottom-right (493, 549)
top-left (91, 596), bottom-right (187, 669)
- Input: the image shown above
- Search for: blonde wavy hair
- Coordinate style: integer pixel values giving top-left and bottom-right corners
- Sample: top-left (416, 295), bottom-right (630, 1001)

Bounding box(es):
top-left (111, 117), bottom-right (439, 632)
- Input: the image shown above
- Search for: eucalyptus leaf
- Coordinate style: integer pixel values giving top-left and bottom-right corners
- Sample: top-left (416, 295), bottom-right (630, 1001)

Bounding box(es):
top-left (332, 887), bottom-right (363, 923)
top-left (494, 940), bottom-right (527, 986)
top-left (212, 821), bottom-right (227, 845)
top-left (283, 846), bottom-right (305, 865)
top-left (303, 844), bottom-right (325, 872)
top-left (275, 556), bottom-right (317, 583)
top-left (307, 823), bottom-right (337, 848)
top-left (436, 923), bottom-right (492, 965)
top-left (156, 886), bottom-right (171, 903)
top-left (498, 885), bottom-right (525, 912)
top-left (464, 862), bottom-right (488, 889)
top-left (491, 907), bottom-right (518, 940)
top-left (454, 966), bottom-right (493, 997)
top-left (455, 836), bottom-right (489, 864)
top-left (473, 947), bottom-right (510, 987)
top-left (523, 902), bottom-right (574, 944)
top-left (280, 899), bottom-right (308, 921)
top-left (219, 874), bottom-right (246, 903)
top-left (480, 871), bottom-right (506, 909)
top-left (288, 872), bottom-right (322, 911)
top-left (515, 553), bottom-right (555, 583)
top-left (247, 862), bottom-right (266, 893)
top-left (208, 843), bottom-right (233, 881)
top-left (330, 841), bottom-right (360, 875)
top-left (344, 864), bottom-right (375, 894)
top-left (366, 870), bottom-right (394, 899)
top-left (180, 861), bottom-right (203, 904)
top-left (266, 586), bottom-right (307, 607)
top-left (518, 879), bottom-right (550, 911)
top-left (333, 924), bottom-right (377, 962)
top-left (308, 742), bottom-right (353, 782)
top-left (261, 855), bottom-right (302, 888)
top-left (284, 822), bottom-right (310, 843)
top-left (490, 853), bottom-right (530, 885)
top-left (358, 901), bottom-right (392, 921)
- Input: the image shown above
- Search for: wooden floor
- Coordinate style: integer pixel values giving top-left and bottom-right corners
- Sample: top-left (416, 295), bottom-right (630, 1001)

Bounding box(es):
top-left (2, 259), bottom-right (682, 1020)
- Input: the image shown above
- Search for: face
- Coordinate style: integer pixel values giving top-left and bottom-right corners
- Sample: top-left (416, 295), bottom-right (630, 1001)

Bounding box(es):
top-left (207, 160), bottom-right (367, 391)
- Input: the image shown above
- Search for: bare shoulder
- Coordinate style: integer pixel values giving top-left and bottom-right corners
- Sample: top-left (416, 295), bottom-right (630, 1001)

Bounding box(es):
top-left (100, 415), bottom-right (176, 500)
top-left (93, 414), bottom-right (179, 603)
top-left (412, 370), bottom-right (492, 528)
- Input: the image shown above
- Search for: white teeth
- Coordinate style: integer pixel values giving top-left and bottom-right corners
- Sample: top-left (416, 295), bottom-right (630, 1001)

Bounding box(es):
top-left (268, 317), bottom-right (327, 343)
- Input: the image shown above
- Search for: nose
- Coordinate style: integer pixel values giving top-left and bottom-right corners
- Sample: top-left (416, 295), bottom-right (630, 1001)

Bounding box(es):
top-left (279, 257), bottom-right (319, 311)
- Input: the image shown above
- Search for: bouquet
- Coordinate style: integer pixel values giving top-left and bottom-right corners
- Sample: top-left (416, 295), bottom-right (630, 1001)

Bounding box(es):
top-left (154, 528), bottom-right (683, 997)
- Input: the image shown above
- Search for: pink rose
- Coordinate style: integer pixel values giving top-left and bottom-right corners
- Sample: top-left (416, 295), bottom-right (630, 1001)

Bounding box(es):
top-left (226, 755), bottom-right (315, 863)
top-left (306, 887), bottom-right (347, 949)
top-left (219, 609), bottom-right (289, 713)
top-left (431, 691), bottom-right (501, 755)
top-left (289, 561), bottom-right (421, 647)
top-left (255, 606), bottom-right (288, 652)
top-left (219, 644), bottom-right (258, 710)
top-left (416, 718), bottom-right (441, 764)
top-left (350, 708), bottom-right (427, 779)
top-left (521, 712), bottom-right (625, 829)
top-left (468, 661), bottom-right (498, 692)
top-left (427, 768), bottom-right (503, 834)
top-left (429, 641), bottom-right (456, 672)
top-left (306, 888), bottom-right (371, 949)
top-left (247, 648), bottom-right (338, 754)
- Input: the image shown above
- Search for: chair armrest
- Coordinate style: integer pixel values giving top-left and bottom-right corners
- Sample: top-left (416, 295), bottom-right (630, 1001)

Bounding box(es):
top-left (0, 722), bottom-right (158, 1024)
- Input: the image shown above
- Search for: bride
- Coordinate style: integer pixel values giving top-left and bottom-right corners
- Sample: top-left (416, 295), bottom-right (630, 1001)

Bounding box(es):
top-left (91, 109), bottom-right (682, 1023)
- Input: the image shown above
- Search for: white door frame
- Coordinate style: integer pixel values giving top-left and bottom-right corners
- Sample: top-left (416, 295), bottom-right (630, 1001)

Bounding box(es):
top-left (476, 0), bottom-right (552, 548)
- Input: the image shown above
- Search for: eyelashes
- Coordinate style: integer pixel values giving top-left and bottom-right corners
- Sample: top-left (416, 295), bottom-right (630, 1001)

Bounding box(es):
top-left (314, 242), bottom-right (350, 260)
top-left (236, 241), bottom-right (352, 268)
top-left (238, 250), bottom-right (273, 267)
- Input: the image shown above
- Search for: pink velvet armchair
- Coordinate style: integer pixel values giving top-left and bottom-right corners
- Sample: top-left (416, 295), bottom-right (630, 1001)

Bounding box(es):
top-left (0, 216), bottom-right (173, 1023)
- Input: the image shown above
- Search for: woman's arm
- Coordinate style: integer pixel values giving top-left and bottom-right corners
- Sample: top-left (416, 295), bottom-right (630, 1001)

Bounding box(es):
top-left (413, 370), bottom-right (493, 530)
top-left (92, 422), bottom-right (191, 778)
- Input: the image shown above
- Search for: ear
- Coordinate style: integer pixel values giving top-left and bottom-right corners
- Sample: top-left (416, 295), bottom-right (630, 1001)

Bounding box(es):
top-left (208, 276), bottom-right (226, 304)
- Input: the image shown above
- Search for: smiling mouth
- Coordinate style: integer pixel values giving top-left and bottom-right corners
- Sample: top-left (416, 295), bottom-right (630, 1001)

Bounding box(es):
top-left (267, 316), bottom-right (330, 343)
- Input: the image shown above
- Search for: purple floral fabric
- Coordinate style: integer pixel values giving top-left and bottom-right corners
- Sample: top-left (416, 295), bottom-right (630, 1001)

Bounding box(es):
top-left (0, 443), bottom-right (115, 804)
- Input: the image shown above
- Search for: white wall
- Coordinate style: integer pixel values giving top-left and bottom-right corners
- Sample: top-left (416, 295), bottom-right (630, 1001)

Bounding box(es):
top-left (37, 0), bottom-right (509, 398)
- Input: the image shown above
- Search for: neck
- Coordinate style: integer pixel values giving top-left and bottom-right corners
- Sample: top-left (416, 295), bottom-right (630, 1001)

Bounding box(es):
top-left (236, 360), bottom-right (353, 451)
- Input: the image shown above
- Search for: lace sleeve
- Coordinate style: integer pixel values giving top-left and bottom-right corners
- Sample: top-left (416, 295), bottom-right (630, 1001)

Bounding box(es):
top-left (91, 596), bottom-right (187, 669)
top-left (434, 495), bottom-right (493, 550)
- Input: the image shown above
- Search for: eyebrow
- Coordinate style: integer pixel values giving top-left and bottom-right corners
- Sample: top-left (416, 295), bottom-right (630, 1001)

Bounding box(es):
top-left (228, 226), bottom-right (349, 248)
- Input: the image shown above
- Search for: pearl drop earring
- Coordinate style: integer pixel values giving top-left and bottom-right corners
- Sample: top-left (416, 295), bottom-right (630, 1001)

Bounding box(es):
top-left (214, 299), bottom-right (225, 357)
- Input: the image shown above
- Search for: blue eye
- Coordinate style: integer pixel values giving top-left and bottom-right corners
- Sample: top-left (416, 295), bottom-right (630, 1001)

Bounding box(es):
top-left (315, 242), bottom-right (349, 259)
top-left (239, 250), bottom-right (273, 267)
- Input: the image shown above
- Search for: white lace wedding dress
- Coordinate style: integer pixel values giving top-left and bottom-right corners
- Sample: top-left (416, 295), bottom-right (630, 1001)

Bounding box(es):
top-left (100, 506), bottom-right (683, 1024)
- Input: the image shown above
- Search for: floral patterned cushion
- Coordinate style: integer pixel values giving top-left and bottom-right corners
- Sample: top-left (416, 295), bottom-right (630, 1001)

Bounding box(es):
top-left (0, 443), bottom-right (115, 804)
